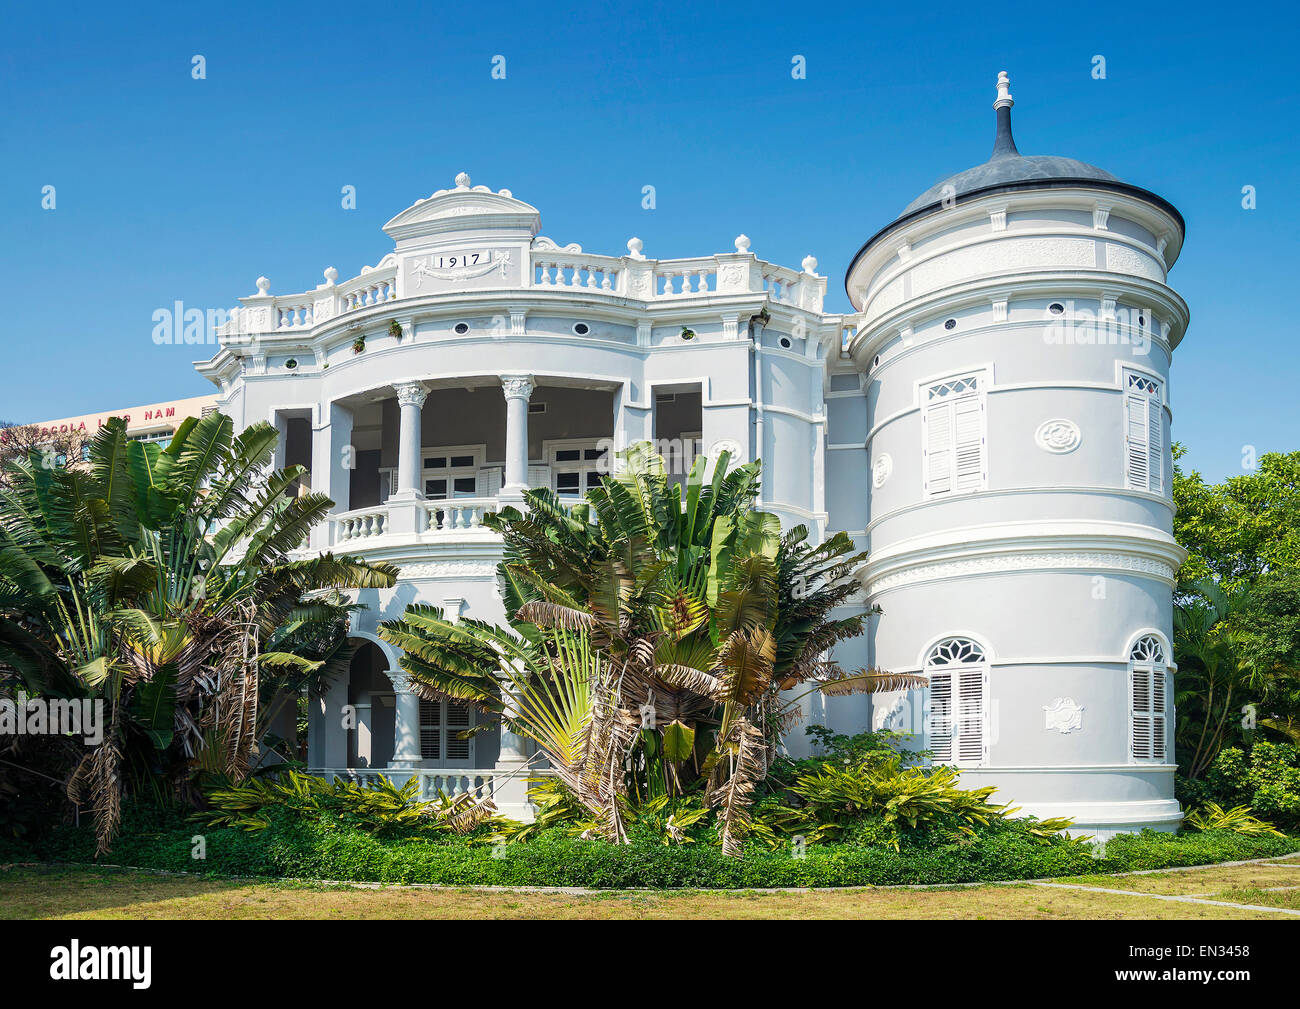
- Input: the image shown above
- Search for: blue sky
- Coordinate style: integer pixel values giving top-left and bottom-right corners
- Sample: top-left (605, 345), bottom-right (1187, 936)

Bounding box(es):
top-left (1, 0), bottom-right (1295, 482)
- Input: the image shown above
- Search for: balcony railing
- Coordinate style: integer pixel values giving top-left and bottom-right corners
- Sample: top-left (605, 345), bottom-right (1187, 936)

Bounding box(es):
top-left (216, 242), bottom-right (827, 342)
top-left (317, 767), bottom-right (497, 802)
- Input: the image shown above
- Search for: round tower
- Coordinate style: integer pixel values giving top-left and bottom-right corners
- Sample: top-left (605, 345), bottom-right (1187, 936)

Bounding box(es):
top-left (847, 73), bottom-right (1189, 837)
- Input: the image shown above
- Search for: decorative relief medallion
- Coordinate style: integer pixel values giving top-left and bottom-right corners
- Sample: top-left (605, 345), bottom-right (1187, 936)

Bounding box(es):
top-left (708, 438), bottom-right (744, 468)
top-left (1034, 418), bottom-right (1081, 454)
top-left (719, 263), bottom-right (745, 286)
top-left (1043, 697), bottom-right (1085, 734)
top-left (872, 453), bottom-right (893, 488)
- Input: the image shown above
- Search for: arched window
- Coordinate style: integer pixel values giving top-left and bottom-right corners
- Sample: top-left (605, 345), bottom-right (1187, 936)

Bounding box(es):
top-left (925, 637), bottom-right (988, 766)
top-left (1129, 634), bottom-right (1168, 761)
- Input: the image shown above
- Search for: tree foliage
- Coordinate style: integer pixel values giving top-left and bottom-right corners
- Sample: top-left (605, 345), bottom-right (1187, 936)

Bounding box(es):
top-left (0, 412), bottom-right (395, 851)
top-left (381, 443), bottom-right (917, 855)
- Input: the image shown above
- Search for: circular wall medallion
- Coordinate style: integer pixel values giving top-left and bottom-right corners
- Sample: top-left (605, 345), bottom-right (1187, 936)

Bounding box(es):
top-left (872, 453), bottom-right (893, 488)
top-left (1034, 418), bottom-right (1082, 454)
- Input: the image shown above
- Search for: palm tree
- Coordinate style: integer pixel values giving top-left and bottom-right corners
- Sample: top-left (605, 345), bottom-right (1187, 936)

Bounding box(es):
top-left (381, 443), bottom-right (922, 854)
top-left (1174, 578), bottom-right (1266, 778)
top-left (0, 413), bottom-right (396, 851)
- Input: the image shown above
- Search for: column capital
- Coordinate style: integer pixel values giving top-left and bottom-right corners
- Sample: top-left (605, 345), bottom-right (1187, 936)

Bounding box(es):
top-left (386, 670), bottom-right (417, 694)
top-left (394, 381), bottom-right (429, 409)
top-left (500, 374), bottom-right (534, 401)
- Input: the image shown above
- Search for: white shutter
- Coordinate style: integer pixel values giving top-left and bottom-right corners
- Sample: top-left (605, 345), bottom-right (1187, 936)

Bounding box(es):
top-left (928, 671), bottom-right (953, 762)
top-left (924, 401), bottom-right (954, 496)
top-left (1131, 667), bottom-right (1154, 759)
top-left (478, 466), bottom-right (503, 498)
top-left (953, 397), bottom-right (984, 493)
top-left (1125, 392), bottom-right (1150, 491)
top-left (1147, 400), bottom-right (1163, 495)
top-left (1152, 669), bottom-right (1167, 760)
top-left (527, 464), bottom-right (550, 489)
top-left (955, 668), bottom-right (986, 764)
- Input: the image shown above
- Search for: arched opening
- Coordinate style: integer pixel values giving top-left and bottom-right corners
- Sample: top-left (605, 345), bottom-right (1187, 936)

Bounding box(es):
top-left (925, 636), bottom-right (988, 766)
top-left (346, 641), bottom-right (395, 769)
top-left (1128, 633), bottom-right (1169, 762)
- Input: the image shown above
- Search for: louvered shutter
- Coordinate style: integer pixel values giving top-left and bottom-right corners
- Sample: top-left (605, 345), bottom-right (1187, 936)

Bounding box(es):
top-left (924, 402), bottom-right (954, 496)
top-left (1147, 400), bottom-right (1163, 495)
top-left (446, 702), bottom-right (472, 760)
top-left (478, 466), bottom-right (503, 498)
top-left (1152, 669), bottom-right (1166, 760)
top-left (526, 464), bottom-right (550, 489)
top-left (953, 397), bottom-right (984, 493)
top-left (928, 671), bottom-right (954, 762)
top-left (419, 699), bottom-right (440, 759)
top-left (1132, 667), bottom-right (1158, 759)
top-left (1126, 392), bottom-right (1150, 491)
top-left (955, 668), bottom-right (986, 764)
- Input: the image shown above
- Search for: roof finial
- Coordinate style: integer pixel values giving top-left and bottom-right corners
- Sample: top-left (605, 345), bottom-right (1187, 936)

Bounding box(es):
top-left (990, 70), bottom-right (1020, 159)
top-left (994, 71), bottom-right (1014, 110)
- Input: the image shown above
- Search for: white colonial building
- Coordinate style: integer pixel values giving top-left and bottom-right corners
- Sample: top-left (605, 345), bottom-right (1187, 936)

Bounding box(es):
top-left (197, 73), bottom-right (1189, 835)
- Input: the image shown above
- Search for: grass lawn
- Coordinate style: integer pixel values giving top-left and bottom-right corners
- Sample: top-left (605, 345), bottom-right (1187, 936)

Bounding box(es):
top-left (4, 861), bottom-right (1300, 919)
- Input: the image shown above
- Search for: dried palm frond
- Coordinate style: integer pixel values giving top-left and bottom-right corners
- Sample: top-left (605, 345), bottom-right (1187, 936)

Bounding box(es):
top-left (709, 717), bottom-right (766, 857)
top-left (813, 668), bottom-right (928, 696)
top-left (515, 600), bottom-right (596, 631)
top-left (435, 791), bottom-right (500, 834)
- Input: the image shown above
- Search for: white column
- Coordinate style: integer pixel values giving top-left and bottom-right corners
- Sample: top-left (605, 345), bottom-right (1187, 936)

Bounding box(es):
top-left (392, 382), bottom-right (428, 500)
top-left (309, 400), bottom-right (353, 550)
top-left (387, 671), bottom-right (423, 769)
top-left (501, 374), bottom-right (534, 496)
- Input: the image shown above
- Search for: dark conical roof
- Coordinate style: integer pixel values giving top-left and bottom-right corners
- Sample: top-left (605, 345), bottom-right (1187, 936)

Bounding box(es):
top-left (900, 71), bottom-right (1120, 217)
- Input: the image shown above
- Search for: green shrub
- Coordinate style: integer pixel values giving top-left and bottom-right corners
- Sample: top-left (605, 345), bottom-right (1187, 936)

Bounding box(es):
top-left (1199, 742), bottom-right (1300, 833)
top-left (28, 804), bottom-right (1300, 889)
top-left (1184, 802), bottom-right (1285, 837)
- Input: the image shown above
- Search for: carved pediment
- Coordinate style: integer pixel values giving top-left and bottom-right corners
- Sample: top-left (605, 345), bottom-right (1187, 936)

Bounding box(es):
top-left (383, 175), bottom-right (541, 245)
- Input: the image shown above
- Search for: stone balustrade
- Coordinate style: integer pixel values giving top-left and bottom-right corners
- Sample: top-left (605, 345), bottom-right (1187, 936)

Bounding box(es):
top-left (424, 497), bottom-right (496, 533)
top-left (335, 506), bottom-right (390, 542)
top-left (216, 242), bottom-right (826, 344)
top-left (318, 767), bottom-right (499, 802)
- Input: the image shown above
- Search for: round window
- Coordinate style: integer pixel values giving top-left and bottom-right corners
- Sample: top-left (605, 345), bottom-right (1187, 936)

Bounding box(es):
top-left (944, 318), bottom-right (957, 331)
top-left (285, 358), bottom-right (298, 370)
top-left (779, 337), bottom-right (792, 349)
top-left (453, 322), bottom-right (470, 335)
top-left (1049, 302), bottom-right (1065, 315)
top-left (572, 322), bottom-right (590, 336)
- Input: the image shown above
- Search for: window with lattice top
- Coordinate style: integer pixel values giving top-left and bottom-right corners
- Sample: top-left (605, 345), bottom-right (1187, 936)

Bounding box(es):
top-left (922, 373), bottom-right (986, 498)
top-left (927, 375), bottom-right (980, 400)
top-left (1123, 370), bottom-right (1164, 494)
top-left (925, 637), bottom-right (988, 766)
top-left (419, 699), bottom-right (473, 763)
top-left (926, 637), bottom-right (986, 666)
top-left (1129, 634), bottom-right (1168, 761)
top-left (1130, 634), bottom-right (1166, 664)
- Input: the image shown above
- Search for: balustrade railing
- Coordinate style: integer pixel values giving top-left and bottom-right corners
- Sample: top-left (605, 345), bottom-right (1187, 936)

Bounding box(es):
top-left (218, 245), bottom-right (825, 344)
top-left (423, 497), bottom-right (496, 533)
top-left (317, 768), bottom-right (498, 802)
top-left (334, 505), bottom-right (390, 542)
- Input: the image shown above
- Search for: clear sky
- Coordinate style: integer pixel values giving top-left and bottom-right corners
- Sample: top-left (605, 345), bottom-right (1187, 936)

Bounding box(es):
top-left (1, 0), bottom-right (1295, 482)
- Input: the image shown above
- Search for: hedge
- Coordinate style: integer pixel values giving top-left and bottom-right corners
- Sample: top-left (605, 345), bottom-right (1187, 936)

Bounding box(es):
top-left (12, 810), bottom-right (1300, 889)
